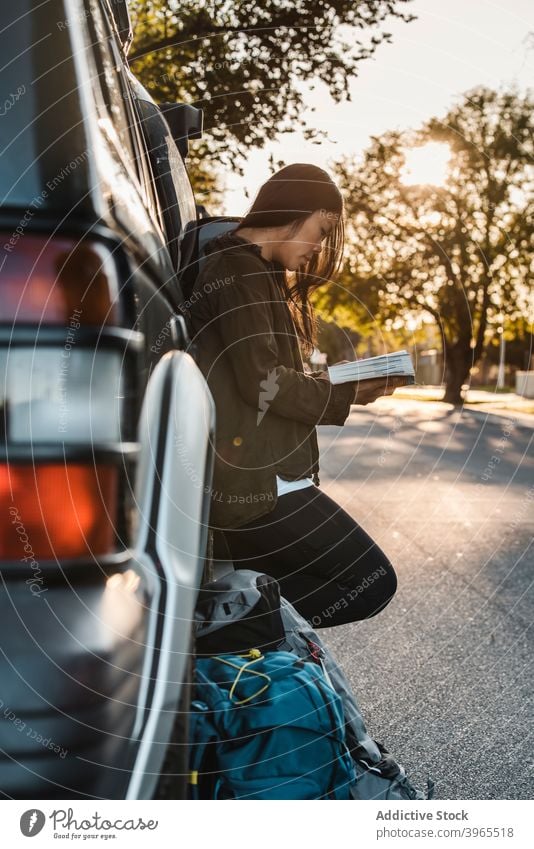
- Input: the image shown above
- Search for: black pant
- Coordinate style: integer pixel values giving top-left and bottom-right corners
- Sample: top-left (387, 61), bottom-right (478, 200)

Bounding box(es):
top-left (216, 485), bottom-right (397, 628)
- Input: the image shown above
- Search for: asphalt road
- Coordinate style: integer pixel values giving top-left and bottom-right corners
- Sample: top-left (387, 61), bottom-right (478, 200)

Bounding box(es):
top-left (316, 397), bottom-right (533, 800)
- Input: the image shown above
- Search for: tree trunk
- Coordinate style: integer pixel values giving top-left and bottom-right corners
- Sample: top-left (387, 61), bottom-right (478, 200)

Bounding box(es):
top-left (443, 346), bottom-right (472, 405)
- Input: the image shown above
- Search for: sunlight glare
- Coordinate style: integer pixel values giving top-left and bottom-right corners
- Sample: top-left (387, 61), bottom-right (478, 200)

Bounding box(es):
top-left (401, 143), bottom-right (451, 187)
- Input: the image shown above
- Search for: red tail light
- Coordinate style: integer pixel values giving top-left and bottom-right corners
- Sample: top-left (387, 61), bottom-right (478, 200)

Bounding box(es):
top-left (0, 234), bottom-right (135, 561)
top-left (0, 236), bottom-right (119, 325)
top-left (1, 464), bottom-right (118, 560)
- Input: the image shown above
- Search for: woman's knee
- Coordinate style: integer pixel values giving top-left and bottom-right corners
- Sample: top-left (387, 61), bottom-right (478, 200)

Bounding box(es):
top-left (355, 541), bottom-right (397, 596)
top-left (366, 558), bottom-right (397, 617)
top-left (382, 559), bottom-right (397, 600)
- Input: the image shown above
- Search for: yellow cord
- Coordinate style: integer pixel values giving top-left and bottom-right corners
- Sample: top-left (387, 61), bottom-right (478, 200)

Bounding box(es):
top-left (213, 652), bottom-right (271, 705)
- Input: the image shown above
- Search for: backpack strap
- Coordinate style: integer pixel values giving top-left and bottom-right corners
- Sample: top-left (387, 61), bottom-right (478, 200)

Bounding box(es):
top-left (188, 703), bottom-right (216, 799)
top-left (188, 668), bottom-right (228, 799)
top-left (312, 672), bottom-right (356, 798)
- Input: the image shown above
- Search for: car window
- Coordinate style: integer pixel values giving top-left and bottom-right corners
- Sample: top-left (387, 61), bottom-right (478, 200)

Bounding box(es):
top-left (123, 87), bottom-right (166, 234)
top-left (127, 78), bottom-right (197, 270)
top-left (0, 5), bottom-right (40, 206)
top-left (84, 0), bottom-right (165, 237)
top-left (0, 2), bottom-right (89, 210)
top-left (85, 0), bottom-right (136, 166)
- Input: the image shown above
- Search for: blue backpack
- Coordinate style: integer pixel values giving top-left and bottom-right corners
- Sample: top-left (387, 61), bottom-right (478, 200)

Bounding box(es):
top-left (189, 648), bottom-right (357, 800)
top-left (192, 571), bottom-right (434, 800)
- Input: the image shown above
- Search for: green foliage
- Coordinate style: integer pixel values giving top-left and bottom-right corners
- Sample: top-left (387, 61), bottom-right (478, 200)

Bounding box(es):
top-left (128, 0), bottom-right (416, 179)
top-left (330, 87), bottom-right (533, 402)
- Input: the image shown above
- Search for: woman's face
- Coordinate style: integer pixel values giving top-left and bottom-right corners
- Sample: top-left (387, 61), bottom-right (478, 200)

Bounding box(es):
top-left (273, 210), bottom-right (338, 271)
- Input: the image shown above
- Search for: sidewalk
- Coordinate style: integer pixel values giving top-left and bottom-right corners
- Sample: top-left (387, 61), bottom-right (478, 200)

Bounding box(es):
top-left (395, 384), bottom-right (534, 420)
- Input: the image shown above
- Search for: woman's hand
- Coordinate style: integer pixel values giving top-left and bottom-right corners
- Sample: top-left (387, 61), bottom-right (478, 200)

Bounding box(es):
top-left (313, 369), bottom-right (405, 404)
top-left (351, 376), bottom-right (405, 405)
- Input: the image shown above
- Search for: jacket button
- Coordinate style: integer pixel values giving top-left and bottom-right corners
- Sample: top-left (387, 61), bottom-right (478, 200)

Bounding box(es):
top-left (233, 436), bottom-right (243, 446)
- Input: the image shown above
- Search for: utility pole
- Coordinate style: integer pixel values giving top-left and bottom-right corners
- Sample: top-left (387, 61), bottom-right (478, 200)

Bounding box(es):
top-left (496, 326), bottom-right (506, 390)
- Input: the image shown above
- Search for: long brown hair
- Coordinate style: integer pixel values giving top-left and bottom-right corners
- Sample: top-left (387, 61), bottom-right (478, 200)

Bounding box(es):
top-left (238, 164), bottom-right (345, 355)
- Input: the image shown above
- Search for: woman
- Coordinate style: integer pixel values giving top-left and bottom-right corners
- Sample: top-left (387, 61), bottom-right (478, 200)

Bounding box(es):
top-left (187, 163), bottom-right (401, 628)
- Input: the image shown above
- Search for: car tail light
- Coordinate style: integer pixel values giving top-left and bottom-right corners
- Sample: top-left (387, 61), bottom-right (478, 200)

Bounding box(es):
top-left (0, 347), bottom-right (123, 443)
top-left (1, 464), bottom-right (118, 560)
top-left (0, 236), bottom-right (119, 325)
top-left (0, 234), bottom-right (141, 563)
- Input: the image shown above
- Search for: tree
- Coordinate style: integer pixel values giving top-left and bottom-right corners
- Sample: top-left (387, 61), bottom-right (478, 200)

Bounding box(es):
top-left (327, 87), bottom-right (533, 403)
top-left (128, 0), bottom-right (416, 185)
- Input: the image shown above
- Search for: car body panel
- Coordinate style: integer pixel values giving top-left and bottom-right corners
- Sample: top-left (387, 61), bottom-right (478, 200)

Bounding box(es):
top-left (0, 0), bottom-right (214, 799)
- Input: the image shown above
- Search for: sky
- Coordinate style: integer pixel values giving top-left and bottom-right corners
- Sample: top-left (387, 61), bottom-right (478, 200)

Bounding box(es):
top-left (222, 0), bottom-right (533, 214)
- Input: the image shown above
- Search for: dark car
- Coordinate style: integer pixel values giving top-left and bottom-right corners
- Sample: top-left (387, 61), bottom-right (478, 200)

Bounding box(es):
top-left (0, 0), bottom-right (216, 799)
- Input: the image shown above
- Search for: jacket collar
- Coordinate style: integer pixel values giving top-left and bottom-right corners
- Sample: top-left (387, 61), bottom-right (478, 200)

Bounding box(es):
top-left (204, 228), bottom-right (288, 279)
top-left (204, 227), bottom-right (265, 260)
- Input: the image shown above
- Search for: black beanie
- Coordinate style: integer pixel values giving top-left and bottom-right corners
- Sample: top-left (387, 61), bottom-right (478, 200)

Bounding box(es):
top-left (239, 163), bottom-right (343, 229)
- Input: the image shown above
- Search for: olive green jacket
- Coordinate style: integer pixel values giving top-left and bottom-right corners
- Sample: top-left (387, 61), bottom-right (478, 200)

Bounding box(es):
top-left (186, 230), bottom-right (355, 530)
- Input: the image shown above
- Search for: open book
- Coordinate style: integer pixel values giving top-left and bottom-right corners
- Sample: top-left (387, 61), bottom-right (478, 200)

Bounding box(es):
top-left (327, 350), bottom-right (416, 386)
